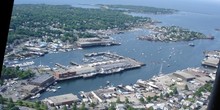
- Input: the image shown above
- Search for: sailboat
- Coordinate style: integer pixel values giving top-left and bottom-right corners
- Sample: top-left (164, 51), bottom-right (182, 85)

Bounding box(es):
top-left (158, 63), bottom-right (164, 77)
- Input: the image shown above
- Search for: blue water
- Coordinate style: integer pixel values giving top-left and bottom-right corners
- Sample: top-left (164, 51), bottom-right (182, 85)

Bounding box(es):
top-left (13, 0), bottom-right (220, 99)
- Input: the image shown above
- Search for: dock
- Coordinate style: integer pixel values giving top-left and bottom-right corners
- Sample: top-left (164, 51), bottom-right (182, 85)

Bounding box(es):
top-left (55, 63), bottom-right (67, 70)
top-left (202, 57), bottom-right (219, 68)
top-left (70, 61), bottom-right (79, 66)
top-left (53, 52), bottom-right (145, 81)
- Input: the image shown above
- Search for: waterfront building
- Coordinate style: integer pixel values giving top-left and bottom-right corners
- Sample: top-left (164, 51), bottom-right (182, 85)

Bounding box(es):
top-left (173, 71), bottom-right (195, 81)
top-left (54, 66), bottom-right (96, 80)
top-left (21, 84), bottom-right (39, 94)
top-left (44, 93), bottom-right (79, 106)
top-left (29, 74), bottom-right (55, 87)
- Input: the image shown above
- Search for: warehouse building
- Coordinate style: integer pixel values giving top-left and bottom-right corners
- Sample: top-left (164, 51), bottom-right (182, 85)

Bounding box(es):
top-left (54, 66), bottom-right (96, 80)
top-left (202, 57), bottom-right (219, 68)
top-left (30, 74), bottom-right (55, 87)
top-left (173, 71), bottom-right (195, 81)
top-left (45, 93), bottom-right (79, 106)
top-left (21, 84), bottom-right (39, 94)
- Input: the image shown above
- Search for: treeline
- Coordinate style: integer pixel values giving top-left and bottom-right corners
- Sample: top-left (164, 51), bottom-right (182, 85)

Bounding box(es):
top-left (0, 95), bottom-right (48, 110)
top-left (8, 4), bottom-right (151, 43)
top-left (0, 66), bottom-right (34, 85)
top-left (101, 5), bottom-right (178, 14)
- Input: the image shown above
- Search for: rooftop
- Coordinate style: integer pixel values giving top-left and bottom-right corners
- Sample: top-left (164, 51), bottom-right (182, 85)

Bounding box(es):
top-left (47, 93), bottom-right (79, 105)
top-left (31, 74), bottom-right (54, 84)
top-left (173, 71), bottom-right (195, 80)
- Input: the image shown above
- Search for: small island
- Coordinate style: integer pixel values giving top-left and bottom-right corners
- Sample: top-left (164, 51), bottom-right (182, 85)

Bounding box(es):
top-left (138, 26), bottom-right (214, 42)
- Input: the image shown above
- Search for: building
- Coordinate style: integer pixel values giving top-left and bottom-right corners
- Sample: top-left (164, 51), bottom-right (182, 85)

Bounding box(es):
top-left (22, 84), bottom-right (39, 94)
top-left (202, 57), bottom-right (219, 68)
top-left (173, 71), bottom-right (195, 81)
top-left (30, 74), bottom-right (55, 87)
top-left (45, 93), bottom-right (79, 106)
top-left (54, 69), bottom-right (76, 79)
top-left (54, 66), bottom-right (96, 80)
top-left (0, 86), bottom-right (7, 92)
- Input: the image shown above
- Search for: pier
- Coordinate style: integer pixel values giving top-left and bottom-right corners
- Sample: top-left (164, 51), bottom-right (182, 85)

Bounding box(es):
top-left (70, 61), bottom-right (79, 66)
top-left (53, 52), bottom-right (145, 81)
top-left (55, 63), bottom-right (67, 70)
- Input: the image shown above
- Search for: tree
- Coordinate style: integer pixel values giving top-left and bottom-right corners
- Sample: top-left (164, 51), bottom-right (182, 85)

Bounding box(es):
top-left (160, 93), bottom-right (163, 99)
top-left (7, 98), bottom-right (16, 110)
top-left (35, 101), bottom-right (40, 109)
top-left (148, 106), bottom-right (154, 110)
top-left (108, 102), bottom-right (116, 110)
top-left (146, 96), bottom-right (152, 103)
top-left (80, 102), bottom-right (86, 110)
top-left (116, 97), bottom-right (121, 103)
top-left (43, 104), bottom-right (48, 110)
top-left (173, 87), bottom-right (178, 94)
top-left (90, 102), bottom-right (96, 109)
top-left (63, 106), bottom-right (67, 110)
top-left (0, 95), bottom-right (4, 104)
top-left (139, 97), bottom-right (145, 104)
top-left (169, 92), bottom-right (174, 96)
top-left (153, 95), bottom-right (157, 101)
top-left (125, 97), bottom-right (129, 104)
top-left (17, 100), bottom-right (23, 106)
top-left (72, 102), bottom-right (77, 110)
top-left (165, 93), bottom-right (169, 98)
top-left (127, 105), bottom-right (135, 110)
top-left (185, 84), bottom-right (189, 91)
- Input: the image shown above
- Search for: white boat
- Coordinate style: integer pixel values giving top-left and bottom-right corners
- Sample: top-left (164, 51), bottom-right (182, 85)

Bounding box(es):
top-left (57, 86), bottom-right (61, 89)
top-left (51, 89), bottom-right (57, 92)
top-left (35, 93), bottom-right (40, 98)
top-left (188, 43), bottom-right (195, 47)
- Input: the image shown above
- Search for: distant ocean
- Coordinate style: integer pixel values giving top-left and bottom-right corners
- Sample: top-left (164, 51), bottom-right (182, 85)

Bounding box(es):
top-left (15, 0), bottom-right (220, 15)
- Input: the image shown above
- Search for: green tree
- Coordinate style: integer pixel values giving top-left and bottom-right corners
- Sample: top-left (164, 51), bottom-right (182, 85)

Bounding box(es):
top-left (125, 97), bottom-right (129, 104)
top-left (116, 97), bottom-right (121, 103)
top-left (160, 93), bottom-right (163, 99)
top-left (148, 106), bottom-right (154, 110)
top-left (185, 84), bottom-right (189, 91)
top-left (80, 102), bottom-right (86, 110)
top-left (7, 98), bottom-right (17, 110)
top-left (72, 102), bottom-right (77, 110)
top-left (169, 92), bottom-right (174, 96)
top-left (173, 87), bottom-right (178, 94)
top-left (108, 102), bottom-right (116, 110)
top-left (153, 95), bottom-right (157, 101)
top-left (127, 105), bottom-right (135, 110)
top-left (35, 101), bottom-right (40, 109)
top-left (63, 106), bottom-right (67, 110)
top-left (139, 97), bottom-right (145, 104)
top-left (43, 104), bottom-right (48, 110)
top-left (17, 100), bottom-right (23, 106)
top-left (146, 96), bottom-right (152, 102)
top-left (0, 95), bottom-right (4, 104)
top-left (165, 93), bottom-right (169, 98)
top-left (90, 102), bottom-right (96, 109)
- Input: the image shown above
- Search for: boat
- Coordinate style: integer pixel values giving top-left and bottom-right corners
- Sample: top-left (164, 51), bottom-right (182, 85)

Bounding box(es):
top-left (57, 86), bottom-right (61, 89)
top-left (106, 81), bottom-right (110, 85)
top-left (30, 93), bottom-right (40, 99)
top-left (35, 93), bottom-right (40, 98)
top-left (188, 43), bottom-right (195, 47)
top-left (51, 89), bottom-right (57, 92)
top-left (117, 84), bottom-right (124, 88)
